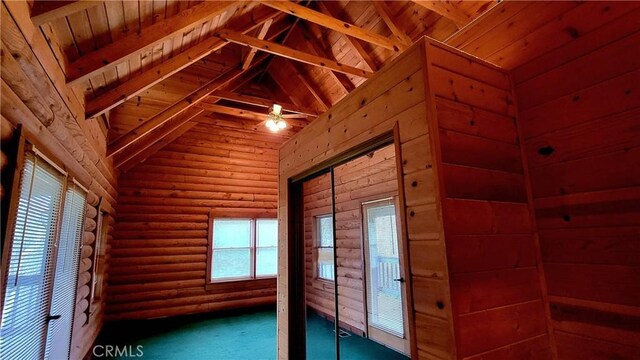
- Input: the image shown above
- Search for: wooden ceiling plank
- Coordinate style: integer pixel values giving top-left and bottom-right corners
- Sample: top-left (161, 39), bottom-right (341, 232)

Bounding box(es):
top-left (85, 6), bottom-right (281, 119)
top-left (30, 0), bottom-right (103, 26)
top-left (412, 0), bottom-right (472, 27)
top-left (258, 0), bottom-right (311, 83)
top-left (215, 29), bottom-right (373, 79)
top-left (262, 1), bottom-right (401, 51)
top-left (118, 121), bottom-right (198, 172)
top-left (197, 103), bottom-right (311, 125)
top-left (210, 90), bottom-right (319, 117)
top-left (107, 53), bottom-right (270, 158)
top-left (66, 1), bottom-right (237, 86)
top-left (316, 1), bottom-right (378, 72)
top-left (107, 65), bottom-right (245, 158)
top-left (298, 22), bottom-right (355, 95)
top-left (284, 59), bottom-right (330, 111)
top-left (372, 1), bottom-right (413, 47)
top-left (243, 18), bottom-right (273, 70)
top-left (114, 108), bottom-right (203, 169)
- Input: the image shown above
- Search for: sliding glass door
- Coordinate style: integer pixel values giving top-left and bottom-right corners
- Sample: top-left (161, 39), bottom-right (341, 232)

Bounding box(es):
top-left (362, 199), bottom-right (407, 352)
top-left (1, 151), bottom-right (86, 359)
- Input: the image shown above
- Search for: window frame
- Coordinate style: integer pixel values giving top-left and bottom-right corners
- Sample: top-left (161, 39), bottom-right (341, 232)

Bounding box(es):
top-left (206, 211), bottom-right (278, 285)
top-left (313, 214), bottom-right (335, 282)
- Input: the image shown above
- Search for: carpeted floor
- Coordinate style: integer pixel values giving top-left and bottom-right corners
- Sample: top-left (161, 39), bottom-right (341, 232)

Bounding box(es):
top-left (97, 307), bottom-right (409, 359)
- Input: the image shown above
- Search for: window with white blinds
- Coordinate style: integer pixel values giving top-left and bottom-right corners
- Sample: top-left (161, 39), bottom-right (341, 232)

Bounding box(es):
top-left (0, 151), bottom-right (87, 360)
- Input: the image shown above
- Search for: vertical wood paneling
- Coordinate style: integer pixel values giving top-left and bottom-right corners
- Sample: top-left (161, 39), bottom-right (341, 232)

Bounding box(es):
top-left (514, 21), bottom-right (640, 357)
top-left (424, 41), bottom-right (551, 358)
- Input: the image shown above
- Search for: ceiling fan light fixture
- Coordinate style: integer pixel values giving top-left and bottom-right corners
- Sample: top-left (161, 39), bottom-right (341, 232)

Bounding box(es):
top-left (266, 104), bottom-right (286, 132)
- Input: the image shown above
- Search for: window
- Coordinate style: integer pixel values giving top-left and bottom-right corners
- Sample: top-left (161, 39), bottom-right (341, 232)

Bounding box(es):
top-left (315, 214), bottom-right (334, 281)
top-left (209, 217), bottom-right (278, 281)
top-left (1, 150), bottom-right (87, 360)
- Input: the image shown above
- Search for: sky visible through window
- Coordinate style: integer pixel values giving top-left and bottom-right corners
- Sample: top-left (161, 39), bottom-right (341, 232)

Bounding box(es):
top-left (212, 219), bottom-right (277, 280)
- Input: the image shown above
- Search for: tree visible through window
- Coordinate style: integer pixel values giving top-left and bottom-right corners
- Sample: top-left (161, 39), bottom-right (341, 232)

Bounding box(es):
top-left (210, 218), bottom-right (278, 281)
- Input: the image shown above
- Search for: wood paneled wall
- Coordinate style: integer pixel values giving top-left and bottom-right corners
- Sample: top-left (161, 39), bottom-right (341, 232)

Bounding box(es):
top-left (513, 23), bottom-right (640, 359)
top-left (302, 145), bottom-right (398, 333)
top-left (108, 122), bottom-right (283, 320)
top-left (424, 43), bottom-right (552, 359)
top-left (279, 40), bottom-right (457, 359)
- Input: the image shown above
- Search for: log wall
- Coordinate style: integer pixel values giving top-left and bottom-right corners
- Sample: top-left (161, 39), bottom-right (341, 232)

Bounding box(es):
top-left (424, 43), bottom-right (552, 358)
top-left (302, 145), bottom-right (398, 333)
top-left (1, 2), bottom-right (117, 358)
top-left (107, 122), bottom-right (283, 320)
top-left (513, 23), bottom-right (640, 359)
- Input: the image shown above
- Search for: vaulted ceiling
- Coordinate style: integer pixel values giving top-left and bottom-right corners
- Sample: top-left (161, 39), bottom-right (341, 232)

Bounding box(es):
top-left (30, 0), bottom-right (500, 170)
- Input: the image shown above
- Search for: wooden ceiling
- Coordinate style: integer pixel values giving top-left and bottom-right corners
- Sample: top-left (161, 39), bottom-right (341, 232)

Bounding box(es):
top-left (28, 0), bottom-right (500, 169)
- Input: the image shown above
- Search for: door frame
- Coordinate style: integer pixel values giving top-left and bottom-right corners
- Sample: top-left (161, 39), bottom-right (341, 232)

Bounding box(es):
top-left (286, 130), bottom-right (416, 359)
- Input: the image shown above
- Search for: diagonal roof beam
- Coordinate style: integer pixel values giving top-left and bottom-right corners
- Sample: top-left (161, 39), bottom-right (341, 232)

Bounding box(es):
top-left (262, 1), bottom-right (402, 51)
top-left (85, 6), bottom-right (284, 119)
top-left (243, 19), bottom-right (273, 70)
top-left (66, 1), bottom-right (237, 86)
top-left (215, 29), bottom-right (373, 79)
top-left (31, 0), bottom-right (103, 26)
top-left (114, 108), bottom-right (203, 169)
top-left (298, 22), bottom-right (355, 95)
top-left (315, 1), bottom-right (377, 72)
top-left (372, 1), bottom-right (413, 46)
top-left (107, 54), bottom-right (269, 158)
top-left (210, 90), bottom-right (319, 117)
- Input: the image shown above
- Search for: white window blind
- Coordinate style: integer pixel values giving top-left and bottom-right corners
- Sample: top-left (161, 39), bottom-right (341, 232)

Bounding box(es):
top-left (45, 183), bottom-right (86, 359)
top-left (316, 215), bottom-right (334, 281)
top-left (0, 153), bottom-right (65, 359)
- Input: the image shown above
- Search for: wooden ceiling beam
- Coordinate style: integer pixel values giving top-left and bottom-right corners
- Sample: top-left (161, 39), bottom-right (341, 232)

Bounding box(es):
top-left (30, 1), bottom-right (103, 26)
top-left (243, 19), bottom-right (273, 70)
top-left (285, 60), bottom-right (330, 112)
top-left (298, 22), bottom-right (355, 95)
top-left (372, 1), bottom-right (413, 47)
top-left (258, 0), bottom-right (311, 83)
top-left (410, 1), bottom-right (473, 27)
top-left (262, 1), bottom-right (401, 51)
top-left (114, 108), bottom-right (203, 169)
top-left (315, 2), bottom-right (377, 72)
top-left (85, 6), bottom-right (283, 120)
top-left (107, 53), bottom-right (269, 158)
top-left (107, 65), bottom-right (244, 158)
top-left (66, 1), bottom-right (237, 86)
top-left (215, 29), bottom-right (373, 79)
top-left (197, 103), bottom-right (312, 128)
top-left (210, 90), bottom-right (319, 117)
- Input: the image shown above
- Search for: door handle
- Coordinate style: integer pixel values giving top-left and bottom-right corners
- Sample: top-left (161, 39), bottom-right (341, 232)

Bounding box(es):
top-left (47, 314), bottom-right (61, 321)
top-left (393, 277), bottom-right (405, 283)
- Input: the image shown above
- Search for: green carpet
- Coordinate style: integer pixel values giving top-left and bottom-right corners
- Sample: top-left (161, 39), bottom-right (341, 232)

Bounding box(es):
top-left (97, 307), bottom-right (409, 359)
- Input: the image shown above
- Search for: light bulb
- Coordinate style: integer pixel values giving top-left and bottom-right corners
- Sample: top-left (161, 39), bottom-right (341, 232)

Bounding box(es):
top-left (277, 120), bottom-right (287, 129)
top-left (266, 119), bottom-right (276, 128)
